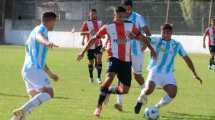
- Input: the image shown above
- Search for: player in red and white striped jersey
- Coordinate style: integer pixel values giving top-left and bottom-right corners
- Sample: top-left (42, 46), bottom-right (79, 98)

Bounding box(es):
top-left (77, 6), bottom-right (156, 117)
top-left (81, 9), bottom-right (104, 83)
top-left (203, 18), bottom-right (215, 70)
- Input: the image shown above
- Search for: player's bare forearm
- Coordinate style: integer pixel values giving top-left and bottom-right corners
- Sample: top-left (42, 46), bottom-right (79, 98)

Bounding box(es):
top-left (44, 64), bottom-right (53, 75)
top-left (81, 37), bottom-right (97, 55)
top-left (44, 64), bottom-right (59, 81)
top-left (183, 56), bottom-right (202, 84)
top-left (140, 35), bottom-right (156, 59)
top-left (36, 33), bottom-right (49, 45)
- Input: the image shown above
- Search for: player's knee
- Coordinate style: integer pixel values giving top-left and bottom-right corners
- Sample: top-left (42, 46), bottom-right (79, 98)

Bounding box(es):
top-left (134, 75), bottom-right (144, 84)
top-left (168, 92), bottom-right (177, 98)
top-left (100, 87), bottom-right (109, 95)
top-left (41, 87), bottom-right (54, 98)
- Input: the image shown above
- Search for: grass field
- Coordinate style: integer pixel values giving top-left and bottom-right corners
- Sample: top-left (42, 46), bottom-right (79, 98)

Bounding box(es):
top-left (0, 45), bottom-right (215, 120)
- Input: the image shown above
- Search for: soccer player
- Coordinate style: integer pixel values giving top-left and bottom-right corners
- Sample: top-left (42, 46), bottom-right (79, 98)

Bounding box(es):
top-left (77, 6), bottom-right (156, 117)
top-left (81, 9), bottom-right (104, 84)
top-left (11, 12), bottom-right (59, 120)
top-left (114, 0), bottom-right (152, 111)
top-left (203, 18), bottom-right (215, 70)
top-left (134, 23), bottom-right (202, 114)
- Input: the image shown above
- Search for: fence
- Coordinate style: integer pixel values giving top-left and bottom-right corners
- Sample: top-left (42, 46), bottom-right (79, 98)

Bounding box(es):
top-left (9, 0), bottom-right (215, 35)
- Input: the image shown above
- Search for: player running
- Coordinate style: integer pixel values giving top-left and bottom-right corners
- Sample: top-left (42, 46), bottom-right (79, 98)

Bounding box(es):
top-left (134, 23), bottom-right (202, 114)
top-left (81, 9), bottom-right (104, 84)
top-left (203, 18), bottom-right (215, 70)
top-left (11, 12), bottom-right (59, 120)
top-left (77, 6), bottom-right (156, 117)
top-left (114, 0), bottom-right (152, 111)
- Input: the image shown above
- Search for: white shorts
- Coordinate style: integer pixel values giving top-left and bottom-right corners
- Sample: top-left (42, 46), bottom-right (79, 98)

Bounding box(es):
top-left (22, 66), bottom-right (51, 93)
top-left (146, 71), bottom-right (176, 88)
top-left (131, 54), bottom-right (144, 75)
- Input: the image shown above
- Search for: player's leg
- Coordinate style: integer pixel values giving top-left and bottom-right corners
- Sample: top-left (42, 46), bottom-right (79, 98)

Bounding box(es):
top-left (209, 46), bottom-right (215, 70)
top-left (134, 81), bottom-right (155, 114)
top-left (87, 49), bottom-right (95, 83)
top-left (95, 46), bottom-right (103, 83)
top-left (110, 61), bottom-right (131, 111)
top-left (155, 73), bottom-right (177, 108)
top-left (132, 54), bottom-right (145, 88)
top-left (208, 46), bottom-right (215, 70)
top-left (11, 69), bottom-right (53, 119)
top-left (155, 84), bottom-right (177, 108)
top-left (94, 72), bottom-right (115, 117)
top-left (13, 87), bottom-right (54, 115)
top-left (134, 71), bottom-right (158, 114)
top-left (94, 57), bottom-right (117, 117)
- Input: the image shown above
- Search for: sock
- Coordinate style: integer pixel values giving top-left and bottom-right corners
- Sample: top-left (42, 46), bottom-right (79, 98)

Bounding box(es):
top-left (108, 86), bottom-right (122, 94)
top-left (96, 64), bottom-right (102, 79)
top-left (212, 57), bottom-right (215, 65)
top-left (155, 95), bottom-right (172, 108)
top-left (88, 64), bottom-right (94, 78)
top-left (20, 92), bottom-right (51, 113)
top-left (116, 94), bottom-right (123, 105)
top-left (209, 58), bottom-right (213, 66)
top-left (98, 88), bottom-right (109, 106)
top-left (139, 84), bottom-right (144, 89)
top-left (137, 89), bottom-right (148, 103)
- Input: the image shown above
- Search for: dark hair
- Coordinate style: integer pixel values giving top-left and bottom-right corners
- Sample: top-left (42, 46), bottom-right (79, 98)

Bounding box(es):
top-left (161, 23), bottom-right (173, 31)
top-left (91, 9), bottom-right (97, 13)
top-left (123, 0), bottom-right (133, 7)
top-left (115, 6), bottom-right (126, 13)
top-left (42, 12), bottom-right (57, 22)
top-left (213, 18), bottom-right (215, 21)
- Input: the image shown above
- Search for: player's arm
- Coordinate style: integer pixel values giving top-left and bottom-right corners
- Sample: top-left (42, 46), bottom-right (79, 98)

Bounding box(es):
top-left (44, 64), bottom-right (59, 81)
top-left (77, 25), bottom-right (107, 61)
top-left (130, 25), bottom-right (157, 59)
top-left (182, 56), bottom-right (202, 84)
top-left (36, 33), bottom-right (58, 48)
top-left (203, 29), bottom-right (208, 48)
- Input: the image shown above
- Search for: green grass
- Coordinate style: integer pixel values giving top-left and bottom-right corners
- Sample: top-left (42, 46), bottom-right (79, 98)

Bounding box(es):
top-left (0, 45), bottom-right (215, 120)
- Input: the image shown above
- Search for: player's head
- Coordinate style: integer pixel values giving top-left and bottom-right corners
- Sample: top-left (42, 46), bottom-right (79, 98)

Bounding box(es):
top-left (161, 23), bottom-right (173, 40)
top-left (122, 0), bottom-right (133, 14)
top-left (89, 9), bottom-right (97, 20)
top-left (113, 6), bottom-right (126, 21)
top-left (41, 12), bottom-right (57, 31)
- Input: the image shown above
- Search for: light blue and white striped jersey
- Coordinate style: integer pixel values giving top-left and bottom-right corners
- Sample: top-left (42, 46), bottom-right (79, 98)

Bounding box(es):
top-left (23, 24), bottom-right (49, 70)
top-left (127, 11), bottom-right (147, 56)
top-left (148, 36), bottom-right (187, 73)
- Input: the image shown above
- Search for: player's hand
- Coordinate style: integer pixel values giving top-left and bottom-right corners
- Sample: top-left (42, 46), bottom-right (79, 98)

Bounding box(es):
top-left (49, 73), bottom-right (59, 82)
top-left (193, 74), bottom-right (202, 85)
top-left (77, 53), bottom-right (84, 61)
top-left (48, 42), bottom-right (59, 48)
top-left (203, 43), bottom-right (206, 49)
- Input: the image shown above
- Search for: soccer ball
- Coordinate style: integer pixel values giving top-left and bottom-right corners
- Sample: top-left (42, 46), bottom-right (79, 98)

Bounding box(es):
top-left (144, 106), bottom-right (160, 120)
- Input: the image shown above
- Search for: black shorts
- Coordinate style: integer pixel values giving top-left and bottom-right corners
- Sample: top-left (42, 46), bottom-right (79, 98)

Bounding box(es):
top-left (106, 57), bottom-right (132, 87)
top-left (87, 46), bottom-right (103, 60)
top-left (94, 45), bottom-right (103, 55)
top-left (209, 45), bottom-right (215, 53)
top-left (87, 49), bottom-right (96, 60)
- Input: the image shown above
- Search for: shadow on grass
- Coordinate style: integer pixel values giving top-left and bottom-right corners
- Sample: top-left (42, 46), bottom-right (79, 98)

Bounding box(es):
top-left (161, 111), bottom-right (215, 120)
top-left (0, 92), bottom-right (71, 100)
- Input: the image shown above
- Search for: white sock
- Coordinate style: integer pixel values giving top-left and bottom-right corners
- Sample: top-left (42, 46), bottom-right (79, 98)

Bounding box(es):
top-left (137, 89), bottom-right (147, 103)
top-left (155, 95), bottom-right (172, 108)
top-left (139, 84), bottom-right (144, 89)
top-left (20, 92), bottom-right (51, 113)
top-left (116, 94), bottom-right (123, 105)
